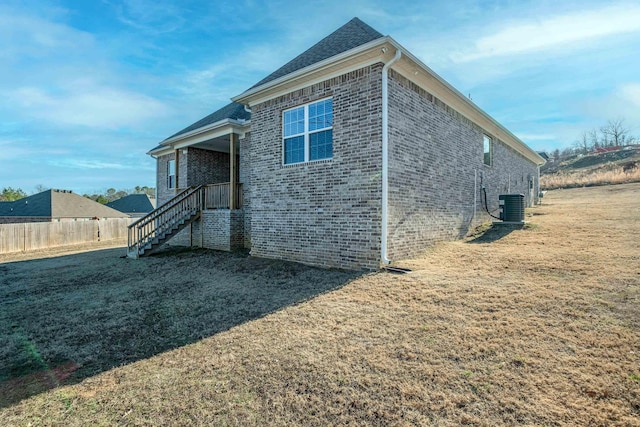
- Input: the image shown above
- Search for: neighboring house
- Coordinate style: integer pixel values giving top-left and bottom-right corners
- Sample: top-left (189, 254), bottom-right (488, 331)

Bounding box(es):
top-left (0, 189), bottom-right (130, 224)
top-left (592, 146), bottom-right (623, 154)
top-left (135, 17), bottom-right (545, 269)
top-left (106, 194), bottom-right (156, 218)
top-left (537, 152), bottom-right (550, 162)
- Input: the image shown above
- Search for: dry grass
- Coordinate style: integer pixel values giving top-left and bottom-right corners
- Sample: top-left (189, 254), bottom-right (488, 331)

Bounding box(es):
top-left (541, 164), bottom-right (640, 190)
top-left (1, 183), bottom-right (639, 426)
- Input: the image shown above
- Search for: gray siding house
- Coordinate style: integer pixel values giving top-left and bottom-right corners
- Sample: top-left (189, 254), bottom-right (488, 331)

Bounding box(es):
top-left (106, 194), bottom-right (156, 218)
top-left (135, 18), bottom-right (544, 269)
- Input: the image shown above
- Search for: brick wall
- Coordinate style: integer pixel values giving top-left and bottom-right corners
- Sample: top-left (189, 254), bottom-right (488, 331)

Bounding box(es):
top-left (156, 144), bottom-right (246, 249)
top-left (157, 149), bottom-right (232, 206)
top-left (386, 70), bottom-right (539, 260)
top-left (248, 64), bottom-right (384, 270)
top-left (186, 147), bottom-right (232, 187)
top-left (201, 209), bottom-right (244, 251)
top-left (156, 152), bottom-right (171, 205)
top-left (239, 132), bottom-right (252, 248)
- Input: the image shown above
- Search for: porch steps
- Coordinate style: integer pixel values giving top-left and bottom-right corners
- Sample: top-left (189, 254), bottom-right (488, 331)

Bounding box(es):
top-left (134, 210), bottom-right (200, 257)
top-left (127, 186), bottom-right (205, 259)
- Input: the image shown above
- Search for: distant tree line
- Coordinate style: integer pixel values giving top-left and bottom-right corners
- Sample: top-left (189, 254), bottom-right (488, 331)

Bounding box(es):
top-left (550, 118), bottom-right (637, 162)
top-left (0, 185), bottom-right (155, 203)
top-left (83, 186), bottom-right (156, 204)
top-left (0, 187), bottom-right (27, 201)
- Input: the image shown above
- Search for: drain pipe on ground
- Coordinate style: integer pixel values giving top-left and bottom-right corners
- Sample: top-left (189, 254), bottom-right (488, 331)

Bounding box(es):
top-left (381, 48), bottom-right (402, 265)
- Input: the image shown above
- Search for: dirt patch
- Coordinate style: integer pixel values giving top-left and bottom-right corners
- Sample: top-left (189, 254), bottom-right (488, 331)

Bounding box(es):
top-left (1, 183), bottom-right (639, 426)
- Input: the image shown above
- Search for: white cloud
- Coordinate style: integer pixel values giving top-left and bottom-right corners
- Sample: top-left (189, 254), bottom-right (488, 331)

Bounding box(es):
top-left (9, 86), bottom-right (169, 129)
top-left (0, 138), bottom-right (31, 160)
top-left (620, 83), bottom-right (640, 107)
top-left (580, 83), bottom-right (640, 125)
top-left (453, 4), bottom-right (640, 62)
top-left (0, 11), bottom-right (94, 60)
top-left (175, 42), bottom-right (297, 108)
top-left (517, 133), bottom-right (557, 141)
top-left (103, 0), bottom-right (188, 33)
top-left (48, 159), bottom-right (129, 170)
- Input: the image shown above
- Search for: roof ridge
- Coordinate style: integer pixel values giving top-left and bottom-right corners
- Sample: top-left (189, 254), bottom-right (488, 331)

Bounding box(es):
top-left (248, 17), bottom-right (384, 89)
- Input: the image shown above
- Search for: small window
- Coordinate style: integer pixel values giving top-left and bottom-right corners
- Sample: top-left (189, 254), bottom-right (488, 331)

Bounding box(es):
top-left (483, 135), bottom-right (492, 166)
top-left (283, 98), bottom-right (333, 164)
top-left (167, 159), bottom-right (176, 188)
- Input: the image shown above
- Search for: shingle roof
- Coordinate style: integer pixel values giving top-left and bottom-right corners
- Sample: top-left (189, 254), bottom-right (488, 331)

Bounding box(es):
top-left (0, 190), bottom-right (129, 218)
top-left (151, 18), bottom-right (382, 153)
top-left (249, 17), bottom-right (384, 89)
top-left (164, 102), bottom-right (250, 141)
top-left (106, 194), bottom-right (155, 214)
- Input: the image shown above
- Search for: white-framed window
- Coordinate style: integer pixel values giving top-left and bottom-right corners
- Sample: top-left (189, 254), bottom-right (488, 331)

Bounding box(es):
top-left (167, 159), bottom-right (176, 188)
top-left (283, 98), bottom-right (333, 165)
top-left (483, 134), bottom-right (492, 166)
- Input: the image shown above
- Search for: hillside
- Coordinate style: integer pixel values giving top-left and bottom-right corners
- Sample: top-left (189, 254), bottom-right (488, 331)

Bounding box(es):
top-left (540, 146), bottom-right (640, 190)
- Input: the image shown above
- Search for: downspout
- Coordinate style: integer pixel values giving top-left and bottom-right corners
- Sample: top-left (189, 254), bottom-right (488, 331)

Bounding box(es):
top-left (537, 165), bottom-right (541, 205)
top-left (381, 48), bottom-right (402, 265)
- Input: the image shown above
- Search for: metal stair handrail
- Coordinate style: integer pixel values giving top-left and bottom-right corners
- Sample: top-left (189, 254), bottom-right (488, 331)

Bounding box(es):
top-left (128, 186), bottom-right (205, 256)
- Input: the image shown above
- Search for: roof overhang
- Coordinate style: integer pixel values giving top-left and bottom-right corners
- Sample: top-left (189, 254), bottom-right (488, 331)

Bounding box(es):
top-left (389, 40), bottom-right (545, 166)
top-left (233, 37), bottom-right (398, 107)
top-left (148, 118), bottom-right (250, 157)
top-left (233, 36), bottom-right (545, 166)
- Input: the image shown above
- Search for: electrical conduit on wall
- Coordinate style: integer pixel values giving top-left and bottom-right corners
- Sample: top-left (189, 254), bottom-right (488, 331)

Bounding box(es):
top-left (381, 48), bottom-right (402, 265)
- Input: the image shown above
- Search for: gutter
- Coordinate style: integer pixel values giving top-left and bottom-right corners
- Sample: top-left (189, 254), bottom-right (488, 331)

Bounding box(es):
top-left (233, 37), bottom-right (394, 104)
top-left (381, 48), bottom-right (402, 265)
top-left (161, 118), bottom-right (250, 146)
top-left (147, 118), bottom-right (251, 157)
top-left (386, 39), bottom-right (545, 166)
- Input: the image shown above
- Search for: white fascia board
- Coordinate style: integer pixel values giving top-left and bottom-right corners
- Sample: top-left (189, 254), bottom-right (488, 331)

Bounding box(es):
top-left (147, 147), bottom-right (173, 157)
top-left (172, 124), bottom-right (243, 150)
top-left (232, 37), bottom-right (394, 105)
top-left (160, 118), bottom-right (250, 146)
top-left (386, 39), bottom-right (545, 165)
top-left (232, 33), bottom-right (543, 165)
top-left (147, 119), bottom-right (250, 157)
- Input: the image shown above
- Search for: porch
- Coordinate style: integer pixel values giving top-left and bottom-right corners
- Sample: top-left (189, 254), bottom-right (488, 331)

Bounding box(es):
top-left (127, 182), bottom-right (245, 258)
top-left (176, 182), bottom-right (244, 210)
top-left (138, 110), bottom-right (250, 258)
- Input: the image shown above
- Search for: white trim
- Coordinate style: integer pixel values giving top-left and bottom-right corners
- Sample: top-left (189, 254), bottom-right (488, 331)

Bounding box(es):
top-left (381, 48), bottom-right (402, 266)
top-left (388, 40), bottom-right (544, 165)
top-left (148, 120), bottom-right (251, 156)
top-left (241, 57), bottom-right (385, 107)
top-left (483, 134), bottom-right (492, 167)
top-left (233, 35), bottom-right (544, 166)
top-left (282, 97), bottom-right (333, 165)
top-left (162, 118), bottom-right (249, 146)
top-left (234, 38), bottom-right (393, 104)
top-left (167, 159), bottom-right (176, 189)
top-left (148, 147), bottom-right (175, 158)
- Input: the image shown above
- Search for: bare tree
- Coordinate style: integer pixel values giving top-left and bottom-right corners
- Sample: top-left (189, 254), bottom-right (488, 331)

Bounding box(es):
top-left (601, 118), bottom-right (631, 147)
top-left (575, 131), bottom-right (590, 154)
top-left (588, 129), bottom-right (600, 149)
top-left (34, 184), bottom-right (49, 194)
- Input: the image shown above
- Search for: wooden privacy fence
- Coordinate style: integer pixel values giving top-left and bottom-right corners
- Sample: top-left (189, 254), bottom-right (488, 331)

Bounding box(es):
top-left (0, 218), bottom-right (135, 255)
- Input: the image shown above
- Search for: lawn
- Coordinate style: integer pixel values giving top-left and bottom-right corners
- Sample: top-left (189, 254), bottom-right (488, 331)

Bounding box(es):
top-left (1, 183), bottom-right (639, 426)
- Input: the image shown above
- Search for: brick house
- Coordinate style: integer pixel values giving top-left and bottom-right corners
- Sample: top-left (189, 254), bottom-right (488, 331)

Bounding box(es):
top-left (132, 18), bottom-right (544, 269)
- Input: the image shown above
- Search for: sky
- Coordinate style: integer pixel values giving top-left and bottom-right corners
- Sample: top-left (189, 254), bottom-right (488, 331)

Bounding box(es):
top-left (1, 0), bottom-right (639, 195)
